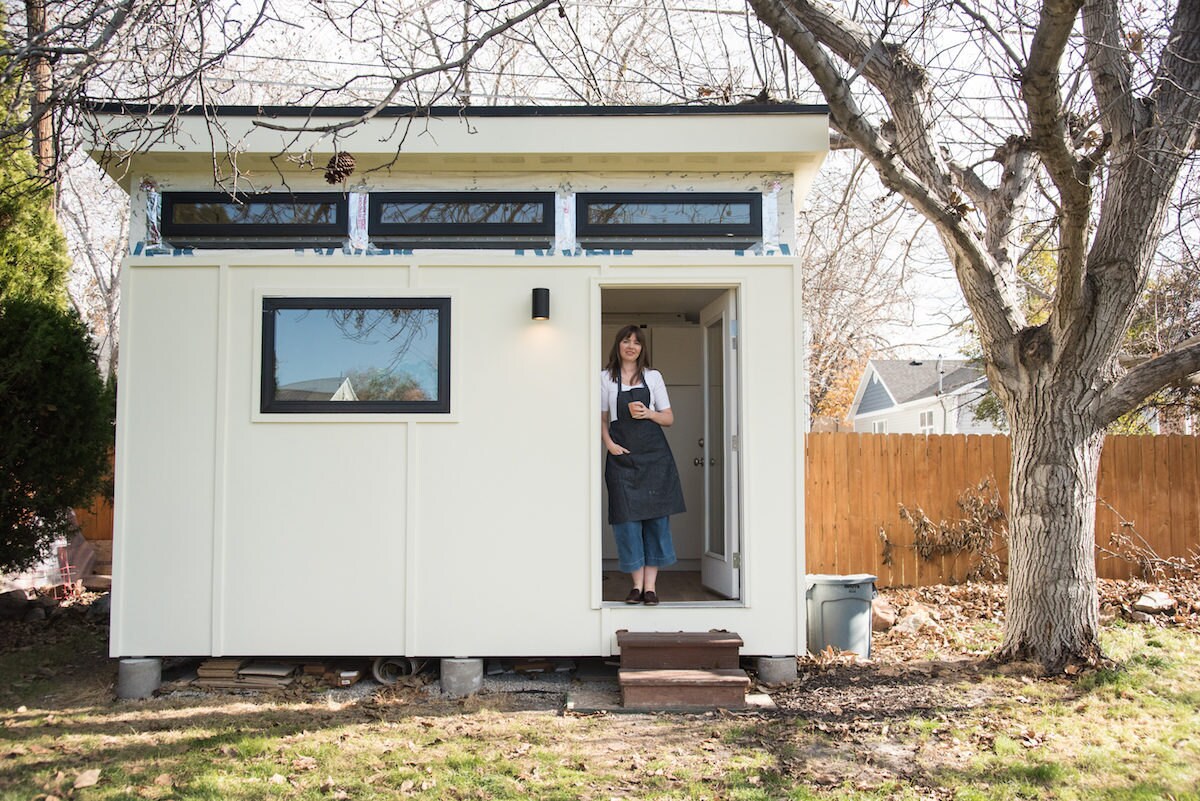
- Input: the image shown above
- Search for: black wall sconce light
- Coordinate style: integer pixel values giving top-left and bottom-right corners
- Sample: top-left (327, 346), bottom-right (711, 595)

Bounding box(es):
top-left (532, 287), bottom-right (550, 320)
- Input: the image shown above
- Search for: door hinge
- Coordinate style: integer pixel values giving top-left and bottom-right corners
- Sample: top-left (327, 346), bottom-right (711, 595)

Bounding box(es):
top-left (733, 553), bottom-right (741, 569)
top-left (731, 336), bottom-right (738, 351)
top-left (731, 434), bottom-right (739, 451)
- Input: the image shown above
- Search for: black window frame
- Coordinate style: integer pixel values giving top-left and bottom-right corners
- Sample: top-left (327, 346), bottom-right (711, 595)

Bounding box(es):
top-left (369, 191), bottom-right (555, 241)
top-left (261, 297), bottom-right (451, 415)
top-left (161, 192), bottom-right (349, 247)
top-left (575, 191), bottom-right (762, 245)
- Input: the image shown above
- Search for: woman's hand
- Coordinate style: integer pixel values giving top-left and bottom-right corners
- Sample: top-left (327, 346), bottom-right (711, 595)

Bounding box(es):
top-left (628, 402), bottom-right (672, 426)
top-left (607, 442), bottom-right (631, 455)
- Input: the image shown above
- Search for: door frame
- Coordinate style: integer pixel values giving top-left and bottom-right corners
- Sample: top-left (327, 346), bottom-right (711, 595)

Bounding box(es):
top-left (700, 289), bottom-right (741, 599)
top-left (591, 276), bottom-right (746, 609)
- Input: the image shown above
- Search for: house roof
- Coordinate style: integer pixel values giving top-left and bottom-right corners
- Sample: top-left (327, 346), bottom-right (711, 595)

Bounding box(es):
top-left (86, 103), bottom-right (831, 189)
top-left (868, 359), bottom-right (985, 405)
top-left (275, 377), bottom-right (353, 402)
top-left (89, 103), bottom-right (830, 118)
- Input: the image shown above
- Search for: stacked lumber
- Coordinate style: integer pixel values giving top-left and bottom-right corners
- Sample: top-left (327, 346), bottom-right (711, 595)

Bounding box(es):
top-left (194, 659), bottom-right (296, 689)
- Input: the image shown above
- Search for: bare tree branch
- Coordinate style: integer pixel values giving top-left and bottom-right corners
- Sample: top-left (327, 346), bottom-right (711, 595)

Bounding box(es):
top-left (1099, 340), bottom-right (1200, 425)
top-left (250, 0), bottom-right (559, 135)
top-left (748, 0), bottom-right (1027, 363)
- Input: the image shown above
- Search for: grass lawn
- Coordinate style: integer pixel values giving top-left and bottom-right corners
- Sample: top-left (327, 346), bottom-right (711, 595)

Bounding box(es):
top-left (1, 593), bottom-right (1198, 800)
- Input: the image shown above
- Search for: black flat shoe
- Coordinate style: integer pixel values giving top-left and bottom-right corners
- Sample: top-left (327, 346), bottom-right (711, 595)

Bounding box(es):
top-left (625, 588), bottom-right (643, 604)
top-left (642, 590), bottom-right (659, 606)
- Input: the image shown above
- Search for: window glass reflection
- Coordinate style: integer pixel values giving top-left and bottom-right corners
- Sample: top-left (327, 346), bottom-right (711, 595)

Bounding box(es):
top-left (173, 201), bottom-right (338, 226)
top-left (378, 201), bottom-right (544, 226)
top-left (587, 202), bottom-right (751, 227)
top-left (272, 307), bottom-right (441, 403)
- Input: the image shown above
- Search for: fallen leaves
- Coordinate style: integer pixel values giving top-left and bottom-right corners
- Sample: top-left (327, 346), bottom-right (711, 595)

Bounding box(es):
top-left (1019, 729), bottom-right (1046, 748)
top-left (291, 755), bottom-right (318, 772)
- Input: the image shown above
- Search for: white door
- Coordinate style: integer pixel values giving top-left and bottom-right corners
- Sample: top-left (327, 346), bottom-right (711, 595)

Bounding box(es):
top-left (700, 291), bottom-right (740, 599)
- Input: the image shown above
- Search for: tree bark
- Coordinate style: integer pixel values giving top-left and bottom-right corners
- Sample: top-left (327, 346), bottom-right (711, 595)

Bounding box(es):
top-left (25, 0), bottom-right (56, 197)
top-left (997, 381), bottom-right (1105, 670)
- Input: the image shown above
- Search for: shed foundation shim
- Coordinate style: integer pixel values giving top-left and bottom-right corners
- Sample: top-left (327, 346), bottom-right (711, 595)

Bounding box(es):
top-left (116, 658), bottom-right (162, 699)
top-left (440, 658), bottom-right (484, 697)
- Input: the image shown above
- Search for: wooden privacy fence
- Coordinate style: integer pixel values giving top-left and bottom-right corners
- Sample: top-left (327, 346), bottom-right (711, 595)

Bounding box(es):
top-left (806, 432), bottom-right (1200, 587)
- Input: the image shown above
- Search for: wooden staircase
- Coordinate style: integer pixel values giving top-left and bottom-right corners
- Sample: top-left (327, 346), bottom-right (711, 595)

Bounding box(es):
top-left (617, 630), bottom-right (750, 710)
top-left (82, 540), bottom-right (113, 591)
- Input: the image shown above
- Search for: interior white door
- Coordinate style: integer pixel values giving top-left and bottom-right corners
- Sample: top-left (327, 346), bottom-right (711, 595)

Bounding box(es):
top-left (700, 291), bottom-right (740, 599)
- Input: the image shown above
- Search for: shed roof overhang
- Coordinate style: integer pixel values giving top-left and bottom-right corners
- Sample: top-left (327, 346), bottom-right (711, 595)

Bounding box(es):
top-left (86, 104), bottom-right (830, 189)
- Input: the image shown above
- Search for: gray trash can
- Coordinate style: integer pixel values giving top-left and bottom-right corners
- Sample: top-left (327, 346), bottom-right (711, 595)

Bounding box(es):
top-left (806, 574), bottom-right (877, 658)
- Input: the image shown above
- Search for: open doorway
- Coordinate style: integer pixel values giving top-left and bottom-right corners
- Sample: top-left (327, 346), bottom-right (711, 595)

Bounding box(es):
top-left (600, 286), bottom-right (742, 604)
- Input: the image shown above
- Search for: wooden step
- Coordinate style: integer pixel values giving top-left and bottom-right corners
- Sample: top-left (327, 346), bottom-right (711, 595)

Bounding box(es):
top-left (616, 630), bottom-right (743, 670)
top-left (619, 668), bottom-right (750, 709)
top-left (82, 574), bottom-right (112, 591)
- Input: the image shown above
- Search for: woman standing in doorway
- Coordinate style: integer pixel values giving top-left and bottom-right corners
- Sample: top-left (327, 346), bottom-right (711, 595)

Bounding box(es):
top-left (601, 325), bottom-right (686, 605)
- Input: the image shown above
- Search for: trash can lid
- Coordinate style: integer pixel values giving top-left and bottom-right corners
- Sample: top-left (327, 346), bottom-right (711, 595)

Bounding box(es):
top-left (806, 573), bottom-right (877, 585)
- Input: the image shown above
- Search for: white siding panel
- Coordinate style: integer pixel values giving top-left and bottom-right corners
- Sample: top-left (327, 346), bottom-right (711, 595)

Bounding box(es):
top-left (219, 267), bottom-right (416, 655)
top-left (413, 266), bottom-right (597, 655)
top-left (220, 423), bottom-right (408, 655)
top-left (113, 266), bottom-right (219, 656)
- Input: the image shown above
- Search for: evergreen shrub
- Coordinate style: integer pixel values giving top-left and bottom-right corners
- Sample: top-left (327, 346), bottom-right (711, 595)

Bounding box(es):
top-left (0, 297), bottom-right (112, 574)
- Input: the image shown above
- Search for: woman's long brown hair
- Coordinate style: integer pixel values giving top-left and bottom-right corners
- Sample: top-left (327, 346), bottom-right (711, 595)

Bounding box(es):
top-left (605, 325), bottom-right (651, 385)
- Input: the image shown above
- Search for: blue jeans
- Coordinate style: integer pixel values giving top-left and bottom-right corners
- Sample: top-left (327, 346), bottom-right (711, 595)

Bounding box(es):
top-left (612, 516), bottom-right (677, 572)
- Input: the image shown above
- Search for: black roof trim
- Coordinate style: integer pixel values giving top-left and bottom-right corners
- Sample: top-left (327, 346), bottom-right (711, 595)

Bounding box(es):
top-left (87, 102), bottom-right (829, 118)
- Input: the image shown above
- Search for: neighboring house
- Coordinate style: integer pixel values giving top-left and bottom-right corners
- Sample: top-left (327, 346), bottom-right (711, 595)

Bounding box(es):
top-left (849, 358), bottom-right (1000, 434)
top-left (88, 103), bottom-right (830, 663)
top-left (275, 377), bottom-right (358, 402)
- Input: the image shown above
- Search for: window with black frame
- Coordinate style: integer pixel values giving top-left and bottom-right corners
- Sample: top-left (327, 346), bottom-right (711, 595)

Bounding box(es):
top-left (575, 192), bottom-right (762, 249)
top-left (261, 298), bottom-right (451, 414)
top-left (369, 192), bottom-right (554, 248)
top-left (161, 192), bottom-right (348, 248)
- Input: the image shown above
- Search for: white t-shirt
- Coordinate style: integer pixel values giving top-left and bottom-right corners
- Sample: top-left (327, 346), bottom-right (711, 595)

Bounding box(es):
top-left (600, 369), bottom-right (672, 421)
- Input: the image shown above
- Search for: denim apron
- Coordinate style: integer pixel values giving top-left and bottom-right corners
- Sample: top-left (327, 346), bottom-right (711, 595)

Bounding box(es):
top-left (605, 374), bottom-right (686, 525)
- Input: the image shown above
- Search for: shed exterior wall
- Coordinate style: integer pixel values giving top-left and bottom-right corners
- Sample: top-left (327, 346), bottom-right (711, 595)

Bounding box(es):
top-left (105, 112), bottom-right (825, 659)
top-left (112, 253), bottom-right (806, 658)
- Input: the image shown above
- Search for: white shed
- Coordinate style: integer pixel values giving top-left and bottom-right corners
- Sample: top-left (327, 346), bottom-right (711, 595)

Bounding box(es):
top-left (90, 104), bottom-right (828, 663)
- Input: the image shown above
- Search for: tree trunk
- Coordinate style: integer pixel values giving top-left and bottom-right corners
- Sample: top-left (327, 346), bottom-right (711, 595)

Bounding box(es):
top-left (996, 380), bottom-right (1105, 671)
top-left (25, 0), bottom-right (56, 198)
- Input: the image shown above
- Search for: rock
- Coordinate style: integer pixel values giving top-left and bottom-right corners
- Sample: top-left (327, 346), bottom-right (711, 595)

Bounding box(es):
top-left (23, 606), bottom-right (46, 623)
top-left (1129, 610), bottom-right (1153, 623)
top-left (872, 597), bottom-right (897, 632)
top-left (0, 588), bottom-right (32, 621)
top-left (893, 603), bottom-right (942, 635)
top-left (1132, 591), bottom-right (1175, 614)
top-left (86, 593), bottom-right (112, 622)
